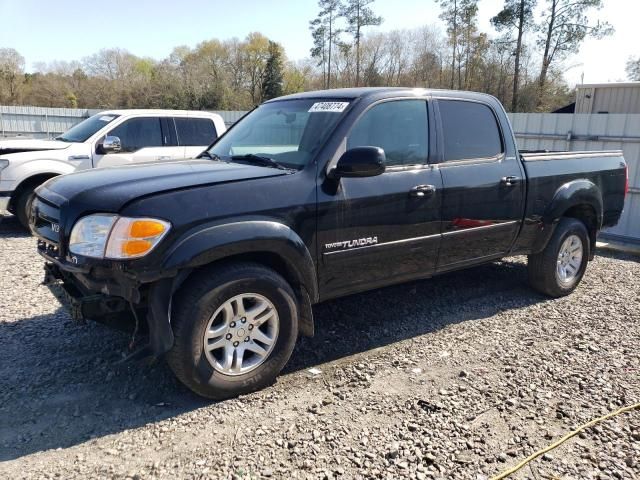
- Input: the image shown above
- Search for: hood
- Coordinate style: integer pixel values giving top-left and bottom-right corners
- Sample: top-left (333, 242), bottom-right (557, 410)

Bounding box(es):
top-left (0, 138), bottom-right (72, 155)
top-left (36, 160), bottom-right (289, 213)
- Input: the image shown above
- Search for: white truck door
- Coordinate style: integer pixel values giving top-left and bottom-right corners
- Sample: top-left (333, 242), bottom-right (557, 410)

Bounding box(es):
top-left (94, 117), bottom-right (168, 168)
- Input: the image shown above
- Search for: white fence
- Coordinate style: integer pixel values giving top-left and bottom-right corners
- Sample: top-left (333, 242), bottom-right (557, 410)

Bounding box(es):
top-left (509, 113), bottom-right (640, 244)
top-left (0, 106), bottom-right (245, 138)
top-left (1, 106), bottom-right (637, 243)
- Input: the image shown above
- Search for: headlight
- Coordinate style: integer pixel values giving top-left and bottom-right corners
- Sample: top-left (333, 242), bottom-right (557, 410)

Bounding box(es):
top-left (0, 159), bottom-right (9, 173)
top-left (69, 215), bottom-right (170, 259)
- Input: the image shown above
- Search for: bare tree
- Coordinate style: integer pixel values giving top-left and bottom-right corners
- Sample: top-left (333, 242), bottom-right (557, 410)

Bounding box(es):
top-left (536, 0), bottom-right (613, 108)
top-left (0, 48), bottom-right (25, 104)
top-left (491, 0), bottom-right (536, 111)
top-left (626, 57), bottom-right (640, 81)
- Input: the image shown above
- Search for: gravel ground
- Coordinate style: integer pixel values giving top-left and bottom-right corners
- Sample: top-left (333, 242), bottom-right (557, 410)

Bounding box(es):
top-left (0, 214), bottom-right (638, 480)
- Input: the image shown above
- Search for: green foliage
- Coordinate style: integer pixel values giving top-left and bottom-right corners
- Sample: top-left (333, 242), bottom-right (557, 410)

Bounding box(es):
top-left (0, 0), bottom-right (614, 113)
top-left (261, 42), bottom-right (284, 100)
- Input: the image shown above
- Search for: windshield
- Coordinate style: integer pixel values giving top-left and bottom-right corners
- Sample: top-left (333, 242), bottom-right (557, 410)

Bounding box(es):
top-left (57, 113), bottom-right (120, 143)
top-left (208, 99), bottom-right (349, 169)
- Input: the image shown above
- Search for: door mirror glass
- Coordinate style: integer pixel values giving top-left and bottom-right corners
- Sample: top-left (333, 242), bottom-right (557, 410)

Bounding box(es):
top-left (98, 135), bottom-right (122, 154)
top-left (331, 146), bottom-right (386, 178)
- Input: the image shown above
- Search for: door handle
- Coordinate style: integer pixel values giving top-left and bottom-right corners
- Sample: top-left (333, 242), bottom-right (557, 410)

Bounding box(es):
top-left (409, 184), bottom-right (436, 198)
top-left (157, 156), bottom-right (172, 161)
top-left (500, 176), bottom-right (520, 186)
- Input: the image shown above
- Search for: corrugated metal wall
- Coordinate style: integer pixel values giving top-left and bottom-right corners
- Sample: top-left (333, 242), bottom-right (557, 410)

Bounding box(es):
top-left (509, 113), bottom-right (640, 243)
top-left (0, 106), bottom-right (246, 138)
top-left (576, 84), bottom-right (640, 114)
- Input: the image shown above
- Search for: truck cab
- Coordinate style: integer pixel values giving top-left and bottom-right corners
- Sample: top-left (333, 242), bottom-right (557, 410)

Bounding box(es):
top-left (0, 109), bottom-right (226, 228)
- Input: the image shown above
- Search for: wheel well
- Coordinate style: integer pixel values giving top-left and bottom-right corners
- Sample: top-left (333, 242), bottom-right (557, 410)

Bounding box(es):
top-left (563, 204), bottom-right (598, 254)
top-left (174, 251), bottom-right (316, 337)
top-left (8, 173), bottom-right (59, 212)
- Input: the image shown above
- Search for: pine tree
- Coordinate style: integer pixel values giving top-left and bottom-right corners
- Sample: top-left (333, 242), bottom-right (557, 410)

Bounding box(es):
top-left (491, 0), bottom-right (536, 112)
top-left (341, 0), bottom-right (382, 86)
top-left (261, 41), bottom-right (284, 100)
top-left (310, 0), bottom-right (343, 88)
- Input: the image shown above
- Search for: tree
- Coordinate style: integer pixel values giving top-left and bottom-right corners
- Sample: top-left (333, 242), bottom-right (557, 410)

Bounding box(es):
top-left (0, 48), bottom-right (25, 104)
top-left (341, 0), bottom-right (382, 86)
top-left (626, 57), bottom-right (640, 81)
top-left (491, 0), bottom-right (536, 112)
top-left (436, 0), bottom-right (479, 89)
top-left (536, 0), bottom-right (613, 108)
top-left (261, 41), bottom-right (284, 100)
top-left (310, 0), bottom-right (343, 88)
top-left (309, 20), bottom-right (328, 86)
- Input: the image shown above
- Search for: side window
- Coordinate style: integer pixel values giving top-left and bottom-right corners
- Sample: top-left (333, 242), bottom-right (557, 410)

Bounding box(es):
top-left (438, 100), bottom-right (503, 161)
top-left (108, 117), bottom-right (162, 152)
top-left (175, 117), bottom-right (218, 146)
top-left (347, 100), bottom-right (429, 167)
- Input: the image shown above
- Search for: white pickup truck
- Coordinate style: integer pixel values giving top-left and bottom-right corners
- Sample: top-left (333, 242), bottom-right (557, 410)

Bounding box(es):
top-left (0, 109), bottom-right (226, 228)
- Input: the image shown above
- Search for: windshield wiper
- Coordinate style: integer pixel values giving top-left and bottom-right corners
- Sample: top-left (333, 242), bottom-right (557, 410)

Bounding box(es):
top-left (54, 136), bottom-right (72, 143)
top-left (231, 154), bottom-right (291, 171)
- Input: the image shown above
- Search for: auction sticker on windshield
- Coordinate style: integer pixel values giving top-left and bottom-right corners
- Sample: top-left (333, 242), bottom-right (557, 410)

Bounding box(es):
top-left (308, 102), bottom-right (350, 113)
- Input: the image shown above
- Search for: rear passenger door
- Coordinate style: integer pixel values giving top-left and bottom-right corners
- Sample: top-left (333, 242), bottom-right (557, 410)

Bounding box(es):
top-left (435, 98), bottom-right (525, 270)
top-left (317, 98), bottom-right (443, 298)
top-left (174, 117), bottom-right (219, 159)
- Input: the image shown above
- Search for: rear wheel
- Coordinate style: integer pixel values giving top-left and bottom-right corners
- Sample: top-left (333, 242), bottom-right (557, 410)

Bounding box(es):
top-left (528, 217), bottom-right (589, 297)
top-left (15, 187), bottom-right (36, 230)
top-left (167, 263), bottom-right (299, 400)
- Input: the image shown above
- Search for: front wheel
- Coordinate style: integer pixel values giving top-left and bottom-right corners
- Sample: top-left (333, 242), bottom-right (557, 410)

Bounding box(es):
top-left (15, 187), bottom-right (36, 230)
top-left (528, 217), bottom-right (590, 297)
top-left (167, 263), bottom-right (299, 400)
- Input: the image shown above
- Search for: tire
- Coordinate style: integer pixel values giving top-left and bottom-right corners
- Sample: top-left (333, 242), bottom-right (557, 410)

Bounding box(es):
top-left (528, 217), bottom-right (590, 297)
top-left (15, 187), bottom-right (36, 230)
top-left (167, 262), bottom-right (299, 400)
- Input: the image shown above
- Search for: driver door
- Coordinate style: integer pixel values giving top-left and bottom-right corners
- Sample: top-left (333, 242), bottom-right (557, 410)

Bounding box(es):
top-left (93, 116), bottom-right (176, 168)
top-left (317, 99), bottom-right (443, 298)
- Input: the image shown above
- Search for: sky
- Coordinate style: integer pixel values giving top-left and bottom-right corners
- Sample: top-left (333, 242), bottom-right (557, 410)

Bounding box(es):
top-left (0, 0), bottom-right (637, 86)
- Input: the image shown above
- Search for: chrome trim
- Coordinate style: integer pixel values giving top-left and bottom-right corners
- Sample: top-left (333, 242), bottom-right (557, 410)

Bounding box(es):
top-left (67, 155), bottom-right (91, 161)
top-left (442, 220), bottom-right (519, 236)
top-left (522, 150), bottom-right (623, 161)
top-left (323, 232), bottom-right (440, 256)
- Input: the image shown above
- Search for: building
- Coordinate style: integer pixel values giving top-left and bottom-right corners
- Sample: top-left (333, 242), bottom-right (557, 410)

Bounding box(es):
top-left (575, 82), bottom-right (640, 114)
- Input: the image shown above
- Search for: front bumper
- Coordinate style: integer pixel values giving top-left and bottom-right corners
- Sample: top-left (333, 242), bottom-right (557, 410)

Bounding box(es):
top-left (0, 195), bottom-right (10, 215)
top-left (43, 262), bottom-right (133, 327)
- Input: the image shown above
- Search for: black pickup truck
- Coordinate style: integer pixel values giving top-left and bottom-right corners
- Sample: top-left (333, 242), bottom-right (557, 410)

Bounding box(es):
top-left (31, 88), bottom-right (627, 399)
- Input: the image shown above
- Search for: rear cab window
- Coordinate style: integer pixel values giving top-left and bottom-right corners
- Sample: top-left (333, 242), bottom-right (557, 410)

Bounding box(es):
top-left (175, 117), bottom-right (218, 146)
top-left (437, 99), bottom-right (503, 161)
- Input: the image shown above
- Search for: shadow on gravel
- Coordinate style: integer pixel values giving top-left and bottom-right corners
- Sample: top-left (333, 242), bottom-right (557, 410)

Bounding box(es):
top-left (0, 215), bottom-right (30, 238)
top-left (0, 255), bottom-right (546, 461)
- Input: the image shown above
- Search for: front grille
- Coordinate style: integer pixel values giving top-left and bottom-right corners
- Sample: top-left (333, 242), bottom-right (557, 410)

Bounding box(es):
top-left (32, 196), bottom-right (62, 247)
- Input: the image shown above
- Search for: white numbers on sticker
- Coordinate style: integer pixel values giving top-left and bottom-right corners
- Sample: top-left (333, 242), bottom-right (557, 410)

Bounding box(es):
top-left (308, 102), bottom-right (350, 113)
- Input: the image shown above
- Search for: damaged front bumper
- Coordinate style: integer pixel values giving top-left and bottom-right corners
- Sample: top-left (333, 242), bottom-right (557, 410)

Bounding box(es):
top-left (43, 262), bottom-right (134, 328)
top-left (42, 261), bottom-right (176, 356)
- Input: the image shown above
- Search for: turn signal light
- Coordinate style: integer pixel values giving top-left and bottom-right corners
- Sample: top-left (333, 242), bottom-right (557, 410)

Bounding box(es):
top-left (105, 217), bottom-right (171, 259)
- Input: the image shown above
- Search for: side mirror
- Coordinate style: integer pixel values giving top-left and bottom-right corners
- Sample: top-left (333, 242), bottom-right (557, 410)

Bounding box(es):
top-left (97, 135), bottom-right (122, 154)
top-left (330, 146), bottom-right (386, 178)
